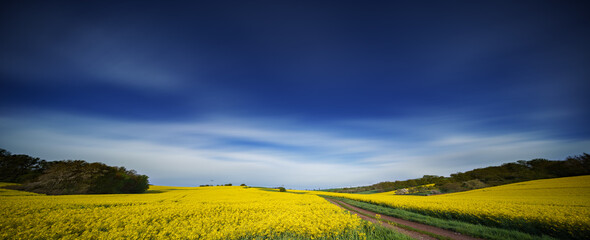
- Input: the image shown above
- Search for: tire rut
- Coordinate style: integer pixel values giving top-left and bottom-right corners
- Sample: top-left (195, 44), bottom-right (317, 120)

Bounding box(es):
top-left (326, 198), bottom-right (482, 240)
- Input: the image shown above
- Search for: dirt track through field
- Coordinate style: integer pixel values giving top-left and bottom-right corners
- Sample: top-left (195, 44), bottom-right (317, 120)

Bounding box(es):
top-left (326, 198), bottom-right (482, 240)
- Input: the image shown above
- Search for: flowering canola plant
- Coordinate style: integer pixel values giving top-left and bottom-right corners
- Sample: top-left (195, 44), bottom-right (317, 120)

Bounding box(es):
top-left (300, 175), bottom-right (590, 239)
top-left (0, 184), bottom-right (367, 240)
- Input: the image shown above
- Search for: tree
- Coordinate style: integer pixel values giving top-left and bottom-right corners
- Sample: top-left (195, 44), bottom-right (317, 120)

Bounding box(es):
top-left (462, 179), bottom-right (486, 190)
top-left (565, 153), bottom-right (590, 175)
top-left (0, 148), bottom-right (151, 194)
top-left (0, 149), bottom-right (42, 183)
top-left (18, 160), bottom-right (149, 195)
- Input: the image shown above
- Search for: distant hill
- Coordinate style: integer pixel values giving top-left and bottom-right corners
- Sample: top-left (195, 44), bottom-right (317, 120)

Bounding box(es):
top-left (0, 148), bottom-right (149, 194)
top-left (325, 153), bottom-right (590, 194)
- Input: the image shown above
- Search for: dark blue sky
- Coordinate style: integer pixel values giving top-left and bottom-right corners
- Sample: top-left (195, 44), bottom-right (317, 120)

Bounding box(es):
top-left (1, 1), bottom-right (589, 188)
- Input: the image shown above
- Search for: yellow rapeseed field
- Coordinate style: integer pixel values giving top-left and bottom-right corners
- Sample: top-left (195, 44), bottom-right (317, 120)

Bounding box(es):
top-left (300, 175), bottom-right (590, 239)
top-left (0, 184), bottom-right (367, 240)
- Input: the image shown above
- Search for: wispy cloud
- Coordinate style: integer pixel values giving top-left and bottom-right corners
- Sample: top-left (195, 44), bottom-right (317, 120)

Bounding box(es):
top-left (1, 111), bottom-right (587, 189)
top-left (0, 14), bottom-right (195, 93)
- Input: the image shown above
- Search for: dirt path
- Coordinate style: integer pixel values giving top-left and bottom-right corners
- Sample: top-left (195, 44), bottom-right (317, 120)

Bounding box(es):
top-left (326, 198), bottom-right (482, 240)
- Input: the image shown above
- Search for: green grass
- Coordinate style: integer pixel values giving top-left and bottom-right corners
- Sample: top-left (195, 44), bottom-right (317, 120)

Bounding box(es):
top-left (238, 221), bottom-right (414, 240)
top-left (353, 190), bottom-right (381, 194)
top-left (332, 197), bottom-right (451, 240)
top-left (252, 187), bottom-right (280, 192)
top-left (323, 196), bottom-right (556, 240)
top-left (364, 223), bottom-right (416, 240)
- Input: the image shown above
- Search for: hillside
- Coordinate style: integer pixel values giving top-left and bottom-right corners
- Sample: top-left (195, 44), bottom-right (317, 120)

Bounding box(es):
top-left (0, 148), bottom-right (149, 194)
top-left (325, 153), bottom-right (590, 194)
top-left (304, 175), bottom-right (590, 239)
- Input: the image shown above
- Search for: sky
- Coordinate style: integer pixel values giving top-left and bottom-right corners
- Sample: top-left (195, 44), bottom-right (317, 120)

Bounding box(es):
top-left (1, 1), bottom-right (589, 189)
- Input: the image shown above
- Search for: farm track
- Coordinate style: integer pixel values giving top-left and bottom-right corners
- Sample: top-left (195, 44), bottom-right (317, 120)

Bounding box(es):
top-left (326, 198), bottom-right (483, 240)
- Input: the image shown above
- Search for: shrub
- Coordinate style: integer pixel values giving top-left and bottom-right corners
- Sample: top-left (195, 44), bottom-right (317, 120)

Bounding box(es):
top-left (15, 160), bottom-right (149, 195)
top-left (462, 179), bottom-right (487, 190)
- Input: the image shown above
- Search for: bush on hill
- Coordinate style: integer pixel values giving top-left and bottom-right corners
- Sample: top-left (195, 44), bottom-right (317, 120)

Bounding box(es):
top-left (445, 153), bottom-right (590, 192)
top-left (0, 149), bottom-right (46, 183)
top-left (0, 148), bottom-right (149, 195)
top-left (329, 153), bottom-right (590, 194)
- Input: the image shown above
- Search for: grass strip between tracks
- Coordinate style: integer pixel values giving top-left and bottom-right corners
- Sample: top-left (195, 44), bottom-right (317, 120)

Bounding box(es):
top-left (321, 195), bottom-right (556, 240)
top-left (325, 196), bottom-right (451, 240)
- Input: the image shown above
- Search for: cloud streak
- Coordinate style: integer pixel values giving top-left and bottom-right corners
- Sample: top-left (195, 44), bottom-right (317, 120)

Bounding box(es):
top-left (1, 111), bottom-right (587, 189)
top-left (1, 1), bottom-right (588, 190)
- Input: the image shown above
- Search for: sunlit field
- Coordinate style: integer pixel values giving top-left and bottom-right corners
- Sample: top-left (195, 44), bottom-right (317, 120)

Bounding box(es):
top-left (2, 176), bottom-right (589, 239)
top-left (299, 175), bottom-right (590, 239)
top-left (0, 184), bottom-right (376, 240)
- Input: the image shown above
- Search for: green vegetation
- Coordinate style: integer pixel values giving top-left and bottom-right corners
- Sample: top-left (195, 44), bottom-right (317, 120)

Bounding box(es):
top-left (327, 153), bottom-right (590, 194)
top-left (353, 190), bottom-right (381, 194)
top-left (0, 148), bottom-right (46, 183)
top-left (0, 148), bottom-right (149, 194)
top-left (242, 221), bottom-right (414, 240)
top-left (361, 222), bottom-right (415, 240)
top-left (329, 197), bottom-right (452, 240)
top-left (324, 196), bottom-right (556, 240)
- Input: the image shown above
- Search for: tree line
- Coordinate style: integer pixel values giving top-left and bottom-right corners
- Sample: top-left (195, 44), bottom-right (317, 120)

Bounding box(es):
top-left (330, 153), bottom-right (590, 194)
top-left (0, 148), bottom-right (149, 195)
